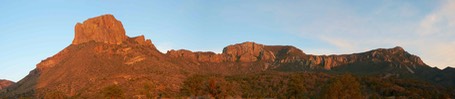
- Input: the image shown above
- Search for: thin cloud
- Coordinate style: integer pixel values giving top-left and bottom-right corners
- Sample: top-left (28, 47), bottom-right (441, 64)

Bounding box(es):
top-left (418, 0), bottom-right (455, 36)
top-left (319, 36), bottom-right (355, 52)
top-left (414, 0), bottom-right (455, 68)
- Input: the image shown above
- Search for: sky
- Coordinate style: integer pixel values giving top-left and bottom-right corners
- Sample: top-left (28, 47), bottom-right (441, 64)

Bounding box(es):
top-left (1, 0), bottom-right (454, 82)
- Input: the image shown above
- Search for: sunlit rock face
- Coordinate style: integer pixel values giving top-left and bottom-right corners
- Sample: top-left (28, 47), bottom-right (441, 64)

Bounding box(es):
top-left (223, 42), bottom-right (275, 62)
top-left (72, 14), bottom-right (127, 45)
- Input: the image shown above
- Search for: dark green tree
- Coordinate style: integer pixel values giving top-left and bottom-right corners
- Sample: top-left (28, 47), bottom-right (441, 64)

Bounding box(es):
top-left (320, 74), bottom-right (362, 99)
top-left (287, 73), bottom-right (308, 99)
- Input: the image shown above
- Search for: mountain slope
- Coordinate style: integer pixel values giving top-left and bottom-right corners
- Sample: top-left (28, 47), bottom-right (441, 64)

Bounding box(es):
top-left (0, 80), bottom-right (13, 90)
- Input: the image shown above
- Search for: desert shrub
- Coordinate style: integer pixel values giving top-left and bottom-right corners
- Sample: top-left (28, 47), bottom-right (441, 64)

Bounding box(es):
top-left (224, 72), bottom-right (330, 98)
top-left (42, 91), bottom-right (67, 99)
top-left (286, 73), bottom-right (309, 99)
top-left (230, 73), bottom-right (288, 98)
top-left (320, 73), bottom-right (362, 99)
top-left (181, 75), bottom-right (207, 97)
top-left (101, 85), bottom-right (124, 99)
top-left (181, 74), bottom-right (236, 98)
top-left (361, 76), bottom-right (454, 98)
top-left (141, 83), bottom-right (155, 98)
top-left (35, 89), bottom-right (67, 99)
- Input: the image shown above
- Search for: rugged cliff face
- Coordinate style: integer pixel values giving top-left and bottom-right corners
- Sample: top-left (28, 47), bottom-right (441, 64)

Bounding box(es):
top-left (72, 14), bottom-right (127, 45)
top-left (223, 42), bottom-right (276, 62)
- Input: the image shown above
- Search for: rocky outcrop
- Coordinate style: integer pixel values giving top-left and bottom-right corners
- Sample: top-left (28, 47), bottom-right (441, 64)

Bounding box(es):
top-left (130, 35), bottom-right (156, 50)
top-left (167, 50), bottom-right (225, 63)
top-left (167, 42), bottom-right (276, 63)
top-left (131, 35), bottom-right (151, 46)
top-left (223, 42), bottom-right (275, 62)
top-left (0, 79), bottom-right (14, 90)
top-left (72, 14), bottom-right (127, 45)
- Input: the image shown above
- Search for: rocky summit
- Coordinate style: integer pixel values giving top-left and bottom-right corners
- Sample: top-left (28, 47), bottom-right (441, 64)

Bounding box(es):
top-left (2, 14), bottom-right (454, 98)
top-left (72, 14), bottom-right (127, 45)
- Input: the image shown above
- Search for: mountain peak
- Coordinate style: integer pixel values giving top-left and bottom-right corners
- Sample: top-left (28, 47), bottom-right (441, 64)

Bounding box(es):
top-left (72, 14), bottom-right (127, 45)
top-left (222, 41), bottom-right (275, 62)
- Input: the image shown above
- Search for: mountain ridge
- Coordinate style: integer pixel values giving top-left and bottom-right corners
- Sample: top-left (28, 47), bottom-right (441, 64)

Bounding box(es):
top-left (2, 14), bottom-right (453, 98)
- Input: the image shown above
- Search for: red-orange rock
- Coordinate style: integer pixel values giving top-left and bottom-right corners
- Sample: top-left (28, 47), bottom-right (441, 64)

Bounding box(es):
top-left (131, 35), bottom-right (154, 46)
top-left (0, 79), bottom-right (14, 90)
top-left (194, 52), bottom-right (224, 63)
top-left (222, 42), bottom-right (275, 62)
top-left (72, 14), bottom-right (127, 45)
top-left (167, 50), bottom-right (225, 63)
top-left (167, 49), bottom-right (198, 61)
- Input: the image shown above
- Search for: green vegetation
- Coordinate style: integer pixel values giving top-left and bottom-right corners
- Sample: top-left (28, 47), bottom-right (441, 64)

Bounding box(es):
top-left (101, 85), bottom-right (124, 99)
top-left (180, 74), bottom-right (236, 98)
top-left (180, 72), bottom-right (331, 98)
top-left (5, 72), bottom-right (454, 98)
top-left (35, 89), bottom-right (68, 99)
top-left (179, 72), bottom-right (454, 98)
top-left (141, 83), bottom-right (155, 98)
top-left (320, 74), bottom-right (362, 99)
top-left (362, 76), bottom-right (453, 98)
top-left (41, 91), bottom-right (67, 99)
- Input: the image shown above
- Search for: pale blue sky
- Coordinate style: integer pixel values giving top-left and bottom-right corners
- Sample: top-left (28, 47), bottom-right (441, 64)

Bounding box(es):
top-left (1, 0), bottom-right (454, 82)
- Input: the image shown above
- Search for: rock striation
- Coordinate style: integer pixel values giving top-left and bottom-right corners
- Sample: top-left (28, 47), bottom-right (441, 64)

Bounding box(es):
top-left (72, 14), bottom-right (127, 45)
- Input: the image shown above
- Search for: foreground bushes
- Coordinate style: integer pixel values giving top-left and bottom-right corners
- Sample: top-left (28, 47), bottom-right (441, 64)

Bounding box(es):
top-left (9, 72), bottom-right (453, 98)
top-left (180, 74), bottom-right (237, 98)
top-left (101, 85), bottom-right (124, 98)
top-left (320, 74), bottom-right (362, 99)
top-left (180, 72), bottom-right (454, 98)
top-left (181, 72), bottom-right (331, 98)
